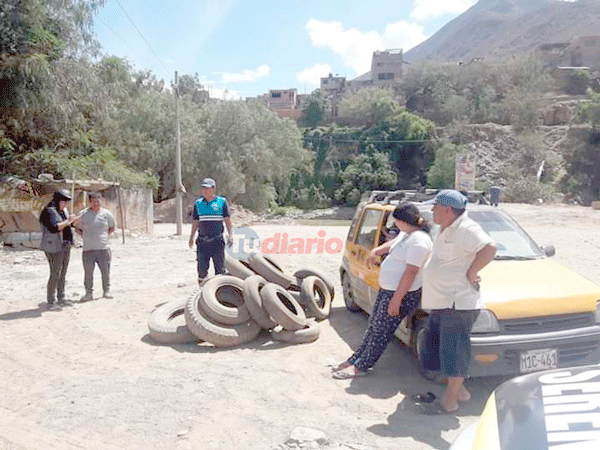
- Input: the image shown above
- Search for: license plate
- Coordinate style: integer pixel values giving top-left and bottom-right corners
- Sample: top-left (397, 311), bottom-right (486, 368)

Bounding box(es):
top-left (520, 348), bottom-right (558, 373)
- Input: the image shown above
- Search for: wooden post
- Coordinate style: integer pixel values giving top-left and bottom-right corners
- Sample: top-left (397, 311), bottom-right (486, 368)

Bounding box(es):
top-left (174, 71), bottom-right (183, 235)
top-left (116, 185), bottom-right (125, 244)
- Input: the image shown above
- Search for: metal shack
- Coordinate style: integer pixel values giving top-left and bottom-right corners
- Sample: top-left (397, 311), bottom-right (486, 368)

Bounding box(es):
top-left (0, 175), bottom-right (153, 247)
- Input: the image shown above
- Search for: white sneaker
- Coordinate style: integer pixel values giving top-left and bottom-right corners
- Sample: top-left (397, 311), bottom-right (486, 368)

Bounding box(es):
top-left (80, 293), bottom-right (93, 302)
top-left (103, 291), bottom-right (113, 299)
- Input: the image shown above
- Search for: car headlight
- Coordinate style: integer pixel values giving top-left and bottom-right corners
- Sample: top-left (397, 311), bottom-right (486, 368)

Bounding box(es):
top-left (596, 301), bottom-right (600, 324)
top-left (471, 309), bottom-right (500, 334)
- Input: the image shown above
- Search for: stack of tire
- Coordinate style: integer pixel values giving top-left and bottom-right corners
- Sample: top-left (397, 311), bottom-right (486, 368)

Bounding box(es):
top-left (147, 252), bottom-right (335, 347)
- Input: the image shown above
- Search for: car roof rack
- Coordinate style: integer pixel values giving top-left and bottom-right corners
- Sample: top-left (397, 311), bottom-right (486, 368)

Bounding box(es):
top-left (362, 189), bottom-right (489, 205)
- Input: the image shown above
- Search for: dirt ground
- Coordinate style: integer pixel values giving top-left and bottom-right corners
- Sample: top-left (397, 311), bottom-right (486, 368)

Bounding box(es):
top-left (1, 202), bottom-right (599, 450)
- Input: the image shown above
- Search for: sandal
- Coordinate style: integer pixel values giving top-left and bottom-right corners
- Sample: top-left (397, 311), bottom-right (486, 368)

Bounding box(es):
top-left (416, 401), bottom-right (457, 415)
top-left (411, 392), bottom-right (436, 404)
top-left (331, 367), bottom-right (367, 380)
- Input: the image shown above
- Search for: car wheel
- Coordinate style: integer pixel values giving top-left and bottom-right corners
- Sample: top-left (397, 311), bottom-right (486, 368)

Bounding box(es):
top-left (271, 319), bottom-right (320, 344)
top-left (341, 272), bottom-right (361, 312)
top-left (184, 289), bottom-right (260, 347)
top-left (293, 268), bottom-right (335, 299)
top-left (242, 275), bottom-right (278, 330)
top-left (299, 276), bottom-right (332, 320)
top-left (413, 318), bottom-right (445, 384)
top-left (199, 275), bottom-right (251, 325)
top-left (247, 252), bottom-right (295, 288)
top-left (147, 298), bottom-right (201, 345)
top-left (260, 283), bottom-right (307, 331)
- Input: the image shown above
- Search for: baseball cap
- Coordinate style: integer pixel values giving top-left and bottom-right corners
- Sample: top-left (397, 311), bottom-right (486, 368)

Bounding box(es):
top-left (200, 178), bottom-right (216, 188)
top-left (433, 189), bottom-right (467, 209)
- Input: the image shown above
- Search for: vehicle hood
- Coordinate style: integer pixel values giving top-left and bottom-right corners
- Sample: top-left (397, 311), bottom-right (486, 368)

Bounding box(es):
top-left (481, 259), bottom-right (600, 320)
top-left (457, 365), bottom-right (600, 450)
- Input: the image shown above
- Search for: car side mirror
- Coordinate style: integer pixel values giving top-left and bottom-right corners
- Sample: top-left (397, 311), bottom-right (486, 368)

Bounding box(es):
top-left (542, 245), bottom-right (555, 257)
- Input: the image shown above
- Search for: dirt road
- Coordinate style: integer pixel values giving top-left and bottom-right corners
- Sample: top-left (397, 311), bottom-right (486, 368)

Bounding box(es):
top-left (1, 203), bottom-right (599, 450)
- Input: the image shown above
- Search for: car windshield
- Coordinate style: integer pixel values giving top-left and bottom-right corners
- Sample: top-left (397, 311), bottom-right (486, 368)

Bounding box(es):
top-left (412, 207), bottom-right (546, 260)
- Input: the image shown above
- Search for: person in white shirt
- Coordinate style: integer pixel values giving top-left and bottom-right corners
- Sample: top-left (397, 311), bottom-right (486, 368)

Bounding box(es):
top-left (332, 203), bottom-right (433, 379)
top-left (418, 190), bottom-right (496, 415)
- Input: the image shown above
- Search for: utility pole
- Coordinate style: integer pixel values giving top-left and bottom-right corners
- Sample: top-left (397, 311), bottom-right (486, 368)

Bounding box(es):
top-left (174, 71), bottom-right (183, 235)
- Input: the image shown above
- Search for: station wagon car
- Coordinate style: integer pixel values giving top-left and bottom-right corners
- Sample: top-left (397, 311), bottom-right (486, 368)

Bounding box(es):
top-left (339, 190), bottom-right (600, 377)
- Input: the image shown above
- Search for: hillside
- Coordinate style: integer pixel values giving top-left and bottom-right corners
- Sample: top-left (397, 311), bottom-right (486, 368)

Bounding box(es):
top-left (404, 0), bottom-right (600, 63)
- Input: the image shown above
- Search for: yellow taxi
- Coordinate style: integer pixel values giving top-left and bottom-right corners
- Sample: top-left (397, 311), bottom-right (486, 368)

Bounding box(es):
top-left (339, 190), bottom-right (600, 377)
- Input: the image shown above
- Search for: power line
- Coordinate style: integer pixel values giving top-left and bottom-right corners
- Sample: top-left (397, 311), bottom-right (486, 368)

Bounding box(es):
top-left (96, 15), bottom-right (163, 75)
top-left (303, 136), bottom-right (442, 144)
top-left (112, 0), bottom-right (172, 79)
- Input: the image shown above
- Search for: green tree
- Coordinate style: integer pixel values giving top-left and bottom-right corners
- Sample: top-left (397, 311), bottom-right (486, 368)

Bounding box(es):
top-left (335, 149), bottom-right (397, 206)
top-left (301, 89), bottom-right (328, 128)
top-left (338, 87), bottom-right (401, 126)
top-left (426, 143), bottom-right (464, 189)
top-left (191, 101), bottom-right (311, 211)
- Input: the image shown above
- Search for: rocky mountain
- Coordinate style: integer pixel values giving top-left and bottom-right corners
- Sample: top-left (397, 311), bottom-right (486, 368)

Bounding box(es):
top-left (404, 0), bottom-right (600, 64)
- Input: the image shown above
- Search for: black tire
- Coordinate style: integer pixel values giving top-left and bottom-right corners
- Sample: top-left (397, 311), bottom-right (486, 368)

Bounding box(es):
top-left (184, 289), bottom-right (260, 347)
top-left (200, 275), bottom-right (251, 325)
top-left (242, 275), bottom-right (278, 330)
top-left (225, 253), bottom-right (256, 279)
top-left (413, 318), bottom-right (445, 384)
top-left (271, 319), bottom-right (320, 344)
top-left (300, 276), bottom-right (332, 320)
top-left (293, 268), bottom-right (335, 299)
top-left (247, 252), bottom-right (295, 288)
top-left (147, 298), bottom-right (200, 345)
top-left (341, 271), bottom-right (361, 312)
top-left (260, 283), bottom-right (307, 331)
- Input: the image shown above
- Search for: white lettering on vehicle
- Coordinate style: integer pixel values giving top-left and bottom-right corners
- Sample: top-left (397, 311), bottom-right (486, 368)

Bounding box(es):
top-left (540, 370), bottom-right (600, 449)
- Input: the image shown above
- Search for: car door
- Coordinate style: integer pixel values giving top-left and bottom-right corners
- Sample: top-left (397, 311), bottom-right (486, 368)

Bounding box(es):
top-left (346, 207), bottom-right (384, 313)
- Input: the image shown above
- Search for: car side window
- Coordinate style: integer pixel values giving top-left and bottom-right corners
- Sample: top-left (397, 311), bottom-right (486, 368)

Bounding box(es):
top-left (356, 209), bottom-right (383, 250)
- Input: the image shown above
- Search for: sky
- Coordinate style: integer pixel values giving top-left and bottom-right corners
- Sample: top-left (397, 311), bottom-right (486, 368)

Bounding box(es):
top-left (93, 0), bottom-right (480, 100)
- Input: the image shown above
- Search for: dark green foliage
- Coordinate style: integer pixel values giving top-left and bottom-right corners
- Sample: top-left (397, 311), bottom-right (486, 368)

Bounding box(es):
top-left (301, 90), bottom-right (328, 128)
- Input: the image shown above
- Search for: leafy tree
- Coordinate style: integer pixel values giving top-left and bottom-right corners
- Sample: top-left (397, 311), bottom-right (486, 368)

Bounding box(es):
top-left (338, 87), bottom-right (401, 126)
top-left (335, 148), bottom-right (397, 206)
top-left (426, 143), bottom-right (463, 189)
top-left (301, 89), bottom-right (328, 128)
top-left (191, 101), bottom-right (311, 211)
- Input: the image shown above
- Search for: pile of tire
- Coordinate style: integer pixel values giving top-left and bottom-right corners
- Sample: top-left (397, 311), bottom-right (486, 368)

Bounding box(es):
top-left (147, 252), bottom-right (335, 347)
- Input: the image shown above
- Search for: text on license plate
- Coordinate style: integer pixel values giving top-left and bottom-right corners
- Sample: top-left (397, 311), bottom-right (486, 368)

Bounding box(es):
top-left (520, 348), bottom-right (558, 373)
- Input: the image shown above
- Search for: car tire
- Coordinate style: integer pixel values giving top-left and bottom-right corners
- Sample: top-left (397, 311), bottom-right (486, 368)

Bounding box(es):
top-left (147, 298), bottom-right (200, 345)
top-left (184, 289), bottom-right (260, 347)
top-left (247, 252), bottom-right (295, 288)
top-left (271, 319), bottom-right (320, 344)
top-left (199, 275), bottom-right (252, 325)
top-left (341, 271), bottom-right (361, 312)
top-left (413, 318), bottom-right (445, 384)
top-left (300, 276), bottom-right (332, 320)
top-left (293, 267), bottom-right (335, 299)
top-left (242, 275), bottom-right (278, 330)
top-left (260, 283), bottom-right (307, 331)
top-left (225, 253), bottom-right (256, 279)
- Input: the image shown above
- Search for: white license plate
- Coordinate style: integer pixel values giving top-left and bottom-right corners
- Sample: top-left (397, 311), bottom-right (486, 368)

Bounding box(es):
top-left (520, 348), bottom-right (558, 373)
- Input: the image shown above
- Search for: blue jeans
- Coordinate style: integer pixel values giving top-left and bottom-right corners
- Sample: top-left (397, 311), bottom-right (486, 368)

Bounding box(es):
top-left (196, 235), bottom-right (226, 280)
top-left (347, 288), bottom-right (421, 371)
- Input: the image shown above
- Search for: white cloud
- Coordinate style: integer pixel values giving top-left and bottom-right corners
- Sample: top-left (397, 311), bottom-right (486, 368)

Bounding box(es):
top-left (209, 87), bottom-right (242, 100)
top-left (306, 19), bottom-right (428, 75)
top-left (410, 0), bottom-right (477, 21)
top-left (296, 63), bottom-right (332, 87)
top-left (220, 64), bottom-right (271, 83)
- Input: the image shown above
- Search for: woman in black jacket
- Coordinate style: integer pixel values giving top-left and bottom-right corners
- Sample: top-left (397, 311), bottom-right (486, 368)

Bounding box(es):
top-left (39, 189), bottom-right (76, 309)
